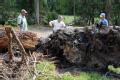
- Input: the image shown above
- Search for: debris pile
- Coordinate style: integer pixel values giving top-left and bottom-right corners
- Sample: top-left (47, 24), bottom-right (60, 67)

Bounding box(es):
top-left (36, 27), bottom-right (120, 70)
top-left (0, 27), bottom-right (38, 80)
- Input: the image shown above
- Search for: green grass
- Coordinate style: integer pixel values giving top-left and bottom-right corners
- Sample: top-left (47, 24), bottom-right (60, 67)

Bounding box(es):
top-left (36, 60), bottom-right (112, 80)
top-left (61, 72), bottom-right (111, 80)
top-left (63, 15), bottom-right (74, 25)
top-left (108, 65), bottom-right (120, 74)
top-left (36, 60), bottom-right (59, 80)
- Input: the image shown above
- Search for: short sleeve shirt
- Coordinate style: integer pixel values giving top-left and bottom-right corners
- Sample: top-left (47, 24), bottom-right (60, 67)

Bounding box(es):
top-left (17, 14), bottom-right (28, 31)
top-left (50, 20), bottom-right (65, 32)
top-left (100, 19), bottom-right (108, 27)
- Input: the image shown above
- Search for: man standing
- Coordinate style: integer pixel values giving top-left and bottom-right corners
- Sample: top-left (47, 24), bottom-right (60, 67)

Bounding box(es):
top-left (17, 9), bottom-right (28, 32)
top-left (49, 15), bottom-right (66, 32)
top-left (99, 13), bottom-right (109, 27)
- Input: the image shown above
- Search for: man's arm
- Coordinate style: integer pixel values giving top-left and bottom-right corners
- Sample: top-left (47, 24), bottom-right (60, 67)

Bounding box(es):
top-left (63, 22), bottom-right (65, 26)
top-left (17, 17), bottom-right (22, 25)
top-left (106, 20), bottom-right (109, 27)
top-left (17, 17), bottom-right (22, 31)
top-left (17, 16), bottom-right (21, 24)
top-left (62, 21), bottom-right (66, 28)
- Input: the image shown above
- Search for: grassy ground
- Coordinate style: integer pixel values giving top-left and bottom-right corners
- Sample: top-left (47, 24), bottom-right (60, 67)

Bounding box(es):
top-left (36, 60), bottom-right (111, 80)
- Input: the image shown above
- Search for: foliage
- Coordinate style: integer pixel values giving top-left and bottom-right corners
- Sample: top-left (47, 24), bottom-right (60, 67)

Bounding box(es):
top-left (63, 15), bottom-right (74, 25)
top-left (27, 14), bottom-right (36, 25)
top-left (1, 0), bottom-right (120, 26)
top-left (6, 18), bottom-right (17, 27)
top-left (40, 0), bottom-right (120, 26)
top-left (4, 11), bottom-right (19, 27)
top-left (42, 11), bottom-right (58, 25)
top-left (36, 60), bottom-right (59, 80)
top-left (61, 72), bottom-right (111, 80)
top-left (108, 65), bottom-right (120, 74)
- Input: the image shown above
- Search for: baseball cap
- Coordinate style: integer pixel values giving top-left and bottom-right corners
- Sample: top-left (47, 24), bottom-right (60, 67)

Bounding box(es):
top-left (100, 13), bottom-right (105, 17)
top-left (21, 9), bottom-right (27, 13)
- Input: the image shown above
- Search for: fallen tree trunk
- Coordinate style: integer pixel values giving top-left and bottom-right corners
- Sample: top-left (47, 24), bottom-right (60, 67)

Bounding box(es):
top-left (0, 28), bottom-right (9, 49)
top-left (0, 27), bottom-right (38, 52)
top-left (36, 27), bottom-right (120, 70)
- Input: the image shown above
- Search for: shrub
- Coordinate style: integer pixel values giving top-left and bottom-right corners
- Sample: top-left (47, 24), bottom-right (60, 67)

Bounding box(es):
top-left (73, 17), bottom-right (88, 26)
top-left (27, 14), bottom-right (36, 25)
top-left (6, 18), bottom-right (17, 27)
top-left (42, 11), bottom-right (58, 25)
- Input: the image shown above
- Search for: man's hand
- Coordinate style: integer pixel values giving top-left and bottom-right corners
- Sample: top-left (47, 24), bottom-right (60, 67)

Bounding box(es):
top-left (49, 22), bottom-right (53, 27)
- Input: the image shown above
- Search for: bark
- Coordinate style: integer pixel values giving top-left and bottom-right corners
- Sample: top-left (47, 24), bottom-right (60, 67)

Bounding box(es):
top-left (105, 0), bottom-right (113, 20)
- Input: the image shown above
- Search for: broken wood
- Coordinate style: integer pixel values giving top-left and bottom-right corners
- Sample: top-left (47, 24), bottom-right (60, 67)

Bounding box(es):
top-left (11, 28), bottom-right (27, 62)
top-left (0, 26), bottom-right (38, 80)
top-left (5, 27), bottom-right (13, 62)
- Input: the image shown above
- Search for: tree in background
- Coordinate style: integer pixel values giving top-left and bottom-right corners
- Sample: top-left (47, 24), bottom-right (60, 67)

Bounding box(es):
top-left (34, 0), bottom-right (40, 24)
top-left (1, 0), bottom-right (120, 26)
top-left (17, 0), bottom-right (35, 24)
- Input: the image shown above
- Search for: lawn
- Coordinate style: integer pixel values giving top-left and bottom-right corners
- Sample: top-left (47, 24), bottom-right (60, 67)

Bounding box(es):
top-left (36, 60), bottom-right (112, 80)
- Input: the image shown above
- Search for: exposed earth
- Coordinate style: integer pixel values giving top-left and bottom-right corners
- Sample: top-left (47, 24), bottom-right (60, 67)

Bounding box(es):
top-left (29, 26), bottom-right (53, 38)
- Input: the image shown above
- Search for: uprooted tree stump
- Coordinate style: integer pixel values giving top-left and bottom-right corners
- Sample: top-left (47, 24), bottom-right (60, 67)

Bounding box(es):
top-left (36, 27), bottom-right (120, 71)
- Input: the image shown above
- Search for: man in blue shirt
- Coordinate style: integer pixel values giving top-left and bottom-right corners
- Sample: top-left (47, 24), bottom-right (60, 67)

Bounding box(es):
top-left (95, 13), bottom-right (109, 33)
top-left (99, 13), bottom-right (109, 27)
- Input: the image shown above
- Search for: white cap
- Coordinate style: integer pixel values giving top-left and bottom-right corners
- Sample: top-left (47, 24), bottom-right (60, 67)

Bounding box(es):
top-left (100, 13), bottom-right (105, 17)
top-left (21, 9), bottom-right (27, 13)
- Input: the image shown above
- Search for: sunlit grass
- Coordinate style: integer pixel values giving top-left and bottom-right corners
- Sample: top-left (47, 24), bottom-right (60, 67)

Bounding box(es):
top-left (36, 60), bottom-right (112, 80)
top-left (63, 15), bottom-right (74, 25)
top-left (108, 65), bottom-right (120, 74)
top-left (36, 60), bottom-right (59, 80)
top-left (61, 72), bottom-right (111, 80)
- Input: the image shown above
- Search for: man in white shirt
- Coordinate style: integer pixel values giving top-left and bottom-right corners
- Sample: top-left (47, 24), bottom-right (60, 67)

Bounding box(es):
top-left (49, 15), bottom-right (66, 32)
top-left (17, 9), bottom-right (28, 32)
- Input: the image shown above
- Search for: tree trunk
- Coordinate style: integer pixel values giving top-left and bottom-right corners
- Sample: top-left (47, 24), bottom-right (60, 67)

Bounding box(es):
top-left (34, 0), bottom-right (40, 24)
top-left (105, 0), bottom-right (112, 21)
top-left (73, 0), bottom-right (76, 21)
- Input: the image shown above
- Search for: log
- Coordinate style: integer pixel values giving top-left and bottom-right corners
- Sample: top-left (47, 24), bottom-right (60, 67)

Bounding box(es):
top-left (0, 27), bottom-right (38, 63)
top-left (0, 29), bottom-right (9, 49)
top-left (17, 32), bottom-right (38, 49)
top-left (0, 27), bottom-right (38, 51)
